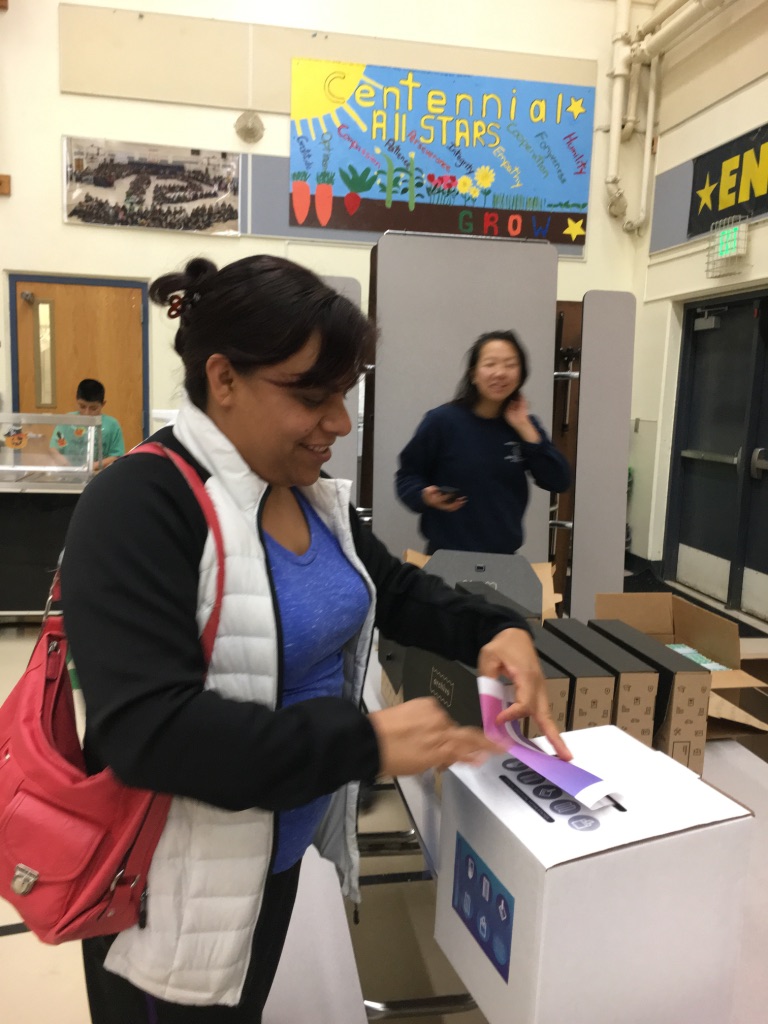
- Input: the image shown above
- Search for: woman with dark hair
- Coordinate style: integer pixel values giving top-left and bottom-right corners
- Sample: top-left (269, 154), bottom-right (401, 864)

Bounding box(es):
top-left (396, 330), bottom-right (570, 555)
top-left (61, 258), bottom-right (569, 1023)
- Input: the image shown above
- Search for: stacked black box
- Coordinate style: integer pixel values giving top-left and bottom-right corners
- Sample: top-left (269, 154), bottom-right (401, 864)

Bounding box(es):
top-left (544, 618), bottom-right (659, 745)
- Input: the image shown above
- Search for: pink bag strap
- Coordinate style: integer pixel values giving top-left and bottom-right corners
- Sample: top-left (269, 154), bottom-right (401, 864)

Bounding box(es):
top-left (130, 441), bottom-right (225, 664)
top-left (101, 786), bottom-right (173, 926)
top-left (30, 443), bottom-right (227, 931)
top-left (47, 442), bottom-right (225, 663)
top-left (102, 441), bottom-right (226, 922)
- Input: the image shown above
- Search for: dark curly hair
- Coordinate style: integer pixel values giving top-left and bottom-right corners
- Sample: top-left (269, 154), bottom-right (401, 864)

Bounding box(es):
top-left (149, 255), bottom-right (375, 409)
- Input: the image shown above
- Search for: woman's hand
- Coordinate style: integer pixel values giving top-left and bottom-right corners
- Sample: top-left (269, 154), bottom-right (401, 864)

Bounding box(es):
top-left (368, 698), bottom-right (505, 777)
top-left (477, 628), bottom-right (573, 761)
top-left (503, 396), bottom-right (540, 443)
top-left (422, 485), bottom-right (467, 511)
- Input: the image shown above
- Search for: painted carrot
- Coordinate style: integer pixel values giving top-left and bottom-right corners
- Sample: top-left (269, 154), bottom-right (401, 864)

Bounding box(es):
top-left (314, 171), bottom-right (335, 226)
top-left (291, 171), bottom-right (310, 225)
top-left (338, 164), bottom-right (379, 216)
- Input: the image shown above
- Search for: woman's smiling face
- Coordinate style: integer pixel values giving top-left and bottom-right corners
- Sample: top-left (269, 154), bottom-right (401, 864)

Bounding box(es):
top-left (473, 338), bottom-right (523, 406)
top-left (207, 333), bottom-right (353, 488)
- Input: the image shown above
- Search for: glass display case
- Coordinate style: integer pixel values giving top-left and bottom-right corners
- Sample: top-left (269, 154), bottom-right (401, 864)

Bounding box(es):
top-left (0, 413), bottom-right (106, 616)
top-left (0, 412), bottom-right (103, 490)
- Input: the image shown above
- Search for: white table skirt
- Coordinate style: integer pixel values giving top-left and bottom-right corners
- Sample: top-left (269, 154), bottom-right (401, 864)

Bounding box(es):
top-left (264, 846), bottom-right (367, 1024)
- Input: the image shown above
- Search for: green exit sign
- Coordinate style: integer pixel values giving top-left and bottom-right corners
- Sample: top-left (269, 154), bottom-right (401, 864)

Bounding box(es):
top-left (718, 225), bottom-right (741, 257)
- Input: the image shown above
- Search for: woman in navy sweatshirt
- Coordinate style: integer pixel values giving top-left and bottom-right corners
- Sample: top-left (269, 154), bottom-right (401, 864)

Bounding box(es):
top-left (396, 330), bottom-right (571, 555)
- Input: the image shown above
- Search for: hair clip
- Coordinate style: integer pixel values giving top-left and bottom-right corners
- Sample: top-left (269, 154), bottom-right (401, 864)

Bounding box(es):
top-left (167, 292), bottom-right (201, 320)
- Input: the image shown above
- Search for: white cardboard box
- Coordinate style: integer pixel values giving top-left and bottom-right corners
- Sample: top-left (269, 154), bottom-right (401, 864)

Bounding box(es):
top-left (435, 726), bottom-right (752, 1024)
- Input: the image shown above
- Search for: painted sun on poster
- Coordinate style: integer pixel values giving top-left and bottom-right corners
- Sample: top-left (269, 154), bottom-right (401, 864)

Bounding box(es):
top-left (289, 59), bottom-right (594, 246)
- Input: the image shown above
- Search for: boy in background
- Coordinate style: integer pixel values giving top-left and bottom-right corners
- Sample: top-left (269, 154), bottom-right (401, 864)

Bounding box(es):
top-left (51, 378), bottom-right (125, 469)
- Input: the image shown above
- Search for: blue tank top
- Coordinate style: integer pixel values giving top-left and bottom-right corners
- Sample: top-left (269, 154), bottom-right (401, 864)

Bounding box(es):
top-left (264, 490), bottom-right (370, 873)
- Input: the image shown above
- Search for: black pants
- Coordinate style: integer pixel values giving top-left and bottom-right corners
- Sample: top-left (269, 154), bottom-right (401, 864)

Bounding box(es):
top-left (82, 862), bottom-right (301, 1024)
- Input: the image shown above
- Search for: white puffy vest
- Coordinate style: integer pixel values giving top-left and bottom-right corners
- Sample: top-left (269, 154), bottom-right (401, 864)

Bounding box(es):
top-left (104, 401), bottom-right (375, 1006)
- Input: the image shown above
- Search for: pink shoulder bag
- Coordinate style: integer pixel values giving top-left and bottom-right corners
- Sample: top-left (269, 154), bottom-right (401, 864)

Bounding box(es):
top-left (0, 442), bottom-right (223, 943)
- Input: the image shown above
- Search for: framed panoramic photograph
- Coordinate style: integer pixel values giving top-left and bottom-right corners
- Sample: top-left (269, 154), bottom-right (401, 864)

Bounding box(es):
top-left (64, 137), bottom-right (241, 235)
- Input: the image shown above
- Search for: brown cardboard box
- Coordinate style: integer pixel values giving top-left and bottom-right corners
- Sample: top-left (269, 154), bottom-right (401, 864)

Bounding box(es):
top-left (529, 623), bottom-right (615, 731)
top-left (594, 593), bottom-right (768, 742)
top-left (530, 562), bottom-right (562, 621)
top-left (544, 618), bottom-right (658, 746)
top-left (402, 548), bottom-right (431, 568)
top-left (524, 656), bottom-right (569, 739)
top-left (589, 618), bottom-right (709, 773)
top-left (380, 667), bottom-right (404, 708)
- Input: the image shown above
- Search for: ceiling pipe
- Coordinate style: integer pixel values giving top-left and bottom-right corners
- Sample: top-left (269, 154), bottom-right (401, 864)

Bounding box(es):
top-left (620, 60), bottom-right (642, 142)
top-left (605, 0), bottom-right (632, 216)
top-left (609, 0), bottom-right (739, 227)
top-left (623, 55), bottom-right (660, 234)
top-left (635, 0), bottom-right (734, 61)
top-left (637, 0), bottom-right (692, 36)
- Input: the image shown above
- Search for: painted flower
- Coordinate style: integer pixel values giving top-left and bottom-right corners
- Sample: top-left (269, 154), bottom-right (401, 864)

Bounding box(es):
top-left (427, 173), bottom-right (435, 183)
top-left (457, 176), bottom-right (472, 195)
top-left (470, 185), bottom-right (480, 199)
top-left (474, 166), bottom-right (495, 189)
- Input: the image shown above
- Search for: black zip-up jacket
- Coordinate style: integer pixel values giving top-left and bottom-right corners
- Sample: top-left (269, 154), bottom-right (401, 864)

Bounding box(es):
top-left (396, 404), bottom-right (571, 554)
top-left (61, 428), bottom-right (528, 814)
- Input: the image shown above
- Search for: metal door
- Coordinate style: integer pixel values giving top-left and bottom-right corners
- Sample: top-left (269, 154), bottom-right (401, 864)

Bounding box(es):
top-left (666, 296), bottom-right (768, 619)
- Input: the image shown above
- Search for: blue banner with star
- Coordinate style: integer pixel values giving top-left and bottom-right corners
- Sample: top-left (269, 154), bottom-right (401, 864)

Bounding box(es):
top-left (289, 59), bottom-right (594, 246)
top-left (688, 122), bottom-right (768, 238)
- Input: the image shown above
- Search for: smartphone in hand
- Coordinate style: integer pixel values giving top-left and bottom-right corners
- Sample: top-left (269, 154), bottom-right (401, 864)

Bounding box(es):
top-left (437, 486), bottom-right (464, 499)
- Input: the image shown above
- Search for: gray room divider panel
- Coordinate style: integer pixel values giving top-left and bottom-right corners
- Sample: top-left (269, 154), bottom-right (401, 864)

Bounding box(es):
top-left (371, 232), bottom-right (558, 561)
top-left (569, 290), bottom-right (636, 621)
top-left (323, 276), bottom-right (362, 502)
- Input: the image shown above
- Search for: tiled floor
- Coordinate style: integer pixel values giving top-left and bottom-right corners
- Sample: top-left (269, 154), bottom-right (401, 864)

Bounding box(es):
top-left (0, 626), bottom-right (483, 1024)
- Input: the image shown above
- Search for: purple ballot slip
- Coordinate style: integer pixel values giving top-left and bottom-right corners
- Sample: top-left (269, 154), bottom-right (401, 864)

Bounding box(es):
top-left (477, 676), bottom-right (618, 809)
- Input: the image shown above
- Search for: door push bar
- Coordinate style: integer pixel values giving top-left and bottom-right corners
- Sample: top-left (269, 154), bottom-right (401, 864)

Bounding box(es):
top-left (365, 994), bottom-right (478, 1020)
top-left (751, 448), bottom-right (768, 480)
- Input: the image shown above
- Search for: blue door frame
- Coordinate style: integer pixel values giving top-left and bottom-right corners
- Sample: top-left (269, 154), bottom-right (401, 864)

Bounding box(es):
top-left (8, 273), bottom-right (150, 439)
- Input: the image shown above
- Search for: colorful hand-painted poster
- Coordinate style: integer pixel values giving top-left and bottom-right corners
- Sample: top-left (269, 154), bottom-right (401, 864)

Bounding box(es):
top-left (290, 59), bottom-right (594, 246)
